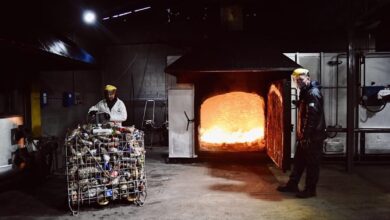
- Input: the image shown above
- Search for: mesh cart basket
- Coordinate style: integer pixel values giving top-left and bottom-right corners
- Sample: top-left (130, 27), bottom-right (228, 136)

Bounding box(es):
top-left (65, 124), bottom-right (146, 215)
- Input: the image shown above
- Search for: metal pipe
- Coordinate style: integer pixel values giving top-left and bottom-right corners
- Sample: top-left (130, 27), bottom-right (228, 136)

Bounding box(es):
top-left (363, 55), bottom-right (366, 88)
top-left (320, 52), bottom-right (323, 84)
top-left (336, 55), bottom-right (339, 125)
top-left (364, 52), bottom-right (390, 58)
top-left (335, 53), bottom-right (346, 126)
top-left (360, 132), bottom-right (365, 158)
top-left (346, 3), bottom-right (357, 172)
top-left (326, 127), bottom-right (347, 132)
top-left (354, 128), bottom-right (390, 132)
top-left (326, 127), bottom-right (390, 133)
top-left (355, 55), bottom-right (362, 163)
top-left (346, 45), bottom-right (356, 173)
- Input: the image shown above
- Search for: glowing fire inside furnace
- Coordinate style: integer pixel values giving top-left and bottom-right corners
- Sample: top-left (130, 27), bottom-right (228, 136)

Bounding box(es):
top-left (199, 91), bottom-right (265, 151)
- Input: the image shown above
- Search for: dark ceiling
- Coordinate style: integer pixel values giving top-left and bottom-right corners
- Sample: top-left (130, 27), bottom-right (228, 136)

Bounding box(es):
top-left (1, 0), bottom-right (390, 70)
top-left (2, 0), bottom-right (390, 38)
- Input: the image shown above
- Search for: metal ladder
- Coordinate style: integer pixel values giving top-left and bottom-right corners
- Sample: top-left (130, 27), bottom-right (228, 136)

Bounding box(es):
top-left (142, 100), bottom-right (156, 147)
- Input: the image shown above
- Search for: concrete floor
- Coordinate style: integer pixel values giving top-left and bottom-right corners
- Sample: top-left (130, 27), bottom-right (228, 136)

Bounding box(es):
top-left (0, 147), bottom-right (389, 220)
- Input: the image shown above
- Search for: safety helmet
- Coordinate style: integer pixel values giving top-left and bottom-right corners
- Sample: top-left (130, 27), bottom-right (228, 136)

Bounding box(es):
top-left (292, 68), bottom-right (309, 77)
top-left (104, 84), bottom-right (117, 92)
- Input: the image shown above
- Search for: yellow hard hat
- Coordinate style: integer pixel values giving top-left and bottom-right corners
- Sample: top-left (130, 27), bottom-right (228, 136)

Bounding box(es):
top-left (104, 85), bottom-right (117, 91)
top-left (292, 68), bottom-right (309, 77)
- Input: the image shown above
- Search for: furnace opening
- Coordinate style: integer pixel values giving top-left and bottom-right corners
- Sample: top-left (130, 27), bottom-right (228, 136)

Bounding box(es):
top-left (199, 91), bottom-right (265, 152)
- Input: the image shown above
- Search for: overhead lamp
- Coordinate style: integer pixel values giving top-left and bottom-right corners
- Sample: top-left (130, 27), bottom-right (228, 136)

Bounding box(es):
top-left (101, 6), bottom-right (151, 22)
top-left (134, 6), bottom-right (151, 13)
top-left (83, 10), bottom-right (97, 25)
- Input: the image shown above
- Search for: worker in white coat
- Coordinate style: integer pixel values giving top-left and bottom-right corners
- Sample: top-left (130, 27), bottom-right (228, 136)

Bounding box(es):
top-left (89, 84), bottom-right (127, 126)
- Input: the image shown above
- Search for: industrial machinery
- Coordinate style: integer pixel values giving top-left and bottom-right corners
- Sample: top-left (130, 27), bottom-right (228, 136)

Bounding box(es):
top-left (0, 115), bottom-right (23, 174)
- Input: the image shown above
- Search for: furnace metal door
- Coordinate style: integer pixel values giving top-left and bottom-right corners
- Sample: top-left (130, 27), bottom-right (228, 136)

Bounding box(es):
top-left (266, 79), bottom-right (291, 171)
top-left (168, 86), bottom-right (197, 158)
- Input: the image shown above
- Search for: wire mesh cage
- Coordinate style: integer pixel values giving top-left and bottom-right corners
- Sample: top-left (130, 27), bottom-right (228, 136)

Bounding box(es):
top-left (65, 124), bottom-right (146, 215)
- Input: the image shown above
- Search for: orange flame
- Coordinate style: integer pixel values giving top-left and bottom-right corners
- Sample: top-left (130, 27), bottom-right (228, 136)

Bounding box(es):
top-left (199, 92), bottom-right (265, 152)
top-left (268, 84), bottom-right (283, 103)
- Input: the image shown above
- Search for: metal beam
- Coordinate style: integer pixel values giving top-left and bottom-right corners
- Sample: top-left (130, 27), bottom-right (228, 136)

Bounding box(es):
top-left (346, 0), bottom-right (356, 173)
top-left (346, 37), bottom-right (356, 173)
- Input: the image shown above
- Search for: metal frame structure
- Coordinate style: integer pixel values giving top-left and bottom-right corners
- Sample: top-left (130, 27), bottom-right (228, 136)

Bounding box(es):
top-left (65, 124), bottom-right (146, 215)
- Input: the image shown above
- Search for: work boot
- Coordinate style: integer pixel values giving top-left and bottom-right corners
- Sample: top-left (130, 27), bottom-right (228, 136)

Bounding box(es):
top-left (296, 189), bottom-right (316, 198)
top-left (276, 184), bottom-right (299, 193)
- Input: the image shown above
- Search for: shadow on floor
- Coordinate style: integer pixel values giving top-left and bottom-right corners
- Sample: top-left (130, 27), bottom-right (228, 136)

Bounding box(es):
top-left (0, 172), bottom-right (143, 217)
top-left (0, 173), bottom-right (68, 217)
top-left (201, 152), bottom-right (285, 201)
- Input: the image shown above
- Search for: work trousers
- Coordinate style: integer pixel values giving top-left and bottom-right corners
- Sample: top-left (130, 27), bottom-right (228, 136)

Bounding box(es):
top-left (288, 139), bottom-right (324, 191)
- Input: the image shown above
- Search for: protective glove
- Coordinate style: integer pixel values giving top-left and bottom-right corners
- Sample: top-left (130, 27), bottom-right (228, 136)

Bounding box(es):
top-left (88, 110), bottom-right (98, 116)
top-left (103, 112), bottom-right (111, 120)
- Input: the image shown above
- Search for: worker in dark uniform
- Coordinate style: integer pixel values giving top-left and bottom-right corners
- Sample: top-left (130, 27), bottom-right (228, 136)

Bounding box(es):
top-left (277, 68), bottom-right (326, 198)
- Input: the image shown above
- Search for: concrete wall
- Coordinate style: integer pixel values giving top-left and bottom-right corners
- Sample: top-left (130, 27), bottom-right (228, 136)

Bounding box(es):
top-left (0, 72), bottom-right (31, 117)
top-left (100, 44), bottom-right (182, 146)
top-left (34, 43), bottom-right (182, 147)
top-left (39, 70), bottom-right (102, 138)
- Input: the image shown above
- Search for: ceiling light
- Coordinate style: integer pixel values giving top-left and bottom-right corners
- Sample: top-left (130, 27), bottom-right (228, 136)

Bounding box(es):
top-left (83, 10), bottom-right (97, 24)
top-left (134, 6), bottom-right (151, 13)
top-left (118, 11), bottom-right (132, 17)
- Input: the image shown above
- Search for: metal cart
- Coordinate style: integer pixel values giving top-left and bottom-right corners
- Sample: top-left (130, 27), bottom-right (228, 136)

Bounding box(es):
top-left (65, 124), bottom-right (147, 215)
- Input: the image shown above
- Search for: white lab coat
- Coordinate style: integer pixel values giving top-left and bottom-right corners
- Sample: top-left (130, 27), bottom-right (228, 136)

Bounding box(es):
top-left (89, 98), bottom-right (127, 126)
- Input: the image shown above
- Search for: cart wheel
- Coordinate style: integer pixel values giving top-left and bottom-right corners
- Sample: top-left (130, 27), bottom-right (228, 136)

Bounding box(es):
top-left (97, 198), bottom-right (110, 206)
top-left (135, 190), bottom-right (147, 206)
top-left (68, 201), bottom-right (80, 216)
top-left (127, 193), bottom-right (137, 203)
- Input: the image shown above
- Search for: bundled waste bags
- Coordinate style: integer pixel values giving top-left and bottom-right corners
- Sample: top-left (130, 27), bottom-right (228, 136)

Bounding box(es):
top-left (65, 123), bottom-right (146, 214)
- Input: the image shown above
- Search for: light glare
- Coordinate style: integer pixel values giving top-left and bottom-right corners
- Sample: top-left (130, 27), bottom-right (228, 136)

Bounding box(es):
top-left (83, 10), bottom-right (96, 24)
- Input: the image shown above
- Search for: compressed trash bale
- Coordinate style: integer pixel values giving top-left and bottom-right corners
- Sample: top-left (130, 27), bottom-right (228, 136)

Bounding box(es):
top-left (65, 124), bottom-right (146, 214)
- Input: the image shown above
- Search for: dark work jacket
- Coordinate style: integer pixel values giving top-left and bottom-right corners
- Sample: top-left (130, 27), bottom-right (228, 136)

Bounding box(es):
top-left (297, 80), bottom-right (327, 141)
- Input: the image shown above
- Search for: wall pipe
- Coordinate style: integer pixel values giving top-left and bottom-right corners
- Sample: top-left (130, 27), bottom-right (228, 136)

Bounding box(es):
top-left (346, 0), bottom-right (357, 172)
top-left (335, 53), bottom-right (346, 126)
top-left (346, 42), bottom-right (357, 172)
